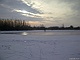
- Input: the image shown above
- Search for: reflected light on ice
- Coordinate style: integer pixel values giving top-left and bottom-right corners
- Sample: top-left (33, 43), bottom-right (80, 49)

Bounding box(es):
top-left (21, 32), bottom-right (28, 36)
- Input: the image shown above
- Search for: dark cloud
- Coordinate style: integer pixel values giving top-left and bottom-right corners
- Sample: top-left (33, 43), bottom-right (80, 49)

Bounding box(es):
top-left (0, 0), bottom-right (41, 14)
top-left (0, 0), bottom-right (41, 20)
top-left (0, 0), bottom-right (4, 3)
top-left (0, 0), bottom-right (45, 22)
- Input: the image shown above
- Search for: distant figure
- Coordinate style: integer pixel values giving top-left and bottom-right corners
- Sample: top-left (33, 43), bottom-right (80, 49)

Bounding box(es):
top-left (44, 28), bottom-right (46, 32)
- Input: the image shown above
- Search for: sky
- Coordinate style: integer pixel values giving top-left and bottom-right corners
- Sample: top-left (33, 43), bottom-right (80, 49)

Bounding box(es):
top-left (0, 0), bottom-right (80, 27)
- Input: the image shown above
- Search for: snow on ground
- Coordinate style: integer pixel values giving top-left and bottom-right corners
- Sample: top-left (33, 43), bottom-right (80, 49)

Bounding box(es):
top-left (0, 30), bottom-right (80, 60)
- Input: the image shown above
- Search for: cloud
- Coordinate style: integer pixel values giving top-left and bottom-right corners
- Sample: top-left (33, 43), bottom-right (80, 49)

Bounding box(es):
top-left (21, 0), bottom-right (75, 18)
top-left (0, 0), bottom-right (4, 3)
top-left (13, 9), bottom-right (40, 18)
top-left (0, 0), bottom-right (80, 26)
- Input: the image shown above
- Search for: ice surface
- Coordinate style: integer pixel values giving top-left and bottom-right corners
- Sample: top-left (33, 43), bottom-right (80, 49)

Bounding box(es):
top-left (0, 30), bottom-right (80, 60)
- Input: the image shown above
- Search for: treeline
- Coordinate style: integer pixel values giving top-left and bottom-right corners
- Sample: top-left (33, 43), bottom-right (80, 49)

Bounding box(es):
top-left (0, 19), bottom-right (32, 30)
top-left (0, 19), bottom-right (80, 31)
top-left (47, 25), bottom-right (80, 30)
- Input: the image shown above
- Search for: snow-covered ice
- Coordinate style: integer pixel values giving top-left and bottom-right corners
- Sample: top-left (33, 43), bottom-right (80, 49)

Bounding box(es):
top-left (0, 30), bottom-right (80, 60)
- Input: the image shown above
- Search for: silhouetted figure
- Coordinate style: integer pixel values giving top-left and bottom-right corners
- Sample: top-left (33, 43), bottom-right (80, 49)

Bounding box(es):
top-left (44, 28), bottom-right (46, 32)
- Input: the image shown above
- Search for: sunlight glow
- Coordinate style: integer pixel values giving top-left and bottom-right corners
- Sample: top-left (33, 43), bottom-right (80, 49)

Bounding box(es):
top-left (28, 21), bottom-right (41, 26)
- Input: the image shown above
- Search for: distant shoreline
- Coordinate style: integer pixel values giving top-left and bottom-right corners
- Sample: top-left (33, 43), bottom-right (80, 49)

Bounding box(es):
top-left (0, 29), bottom-right (80, 31)
top-left (0, 19), bottom-right (80, 31)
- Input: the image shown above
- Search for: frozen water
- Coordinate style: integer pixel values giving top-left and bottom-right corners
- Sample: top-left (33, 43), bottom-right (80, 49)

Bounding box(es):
top-left (0, 30), bottom-right (80, 60)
